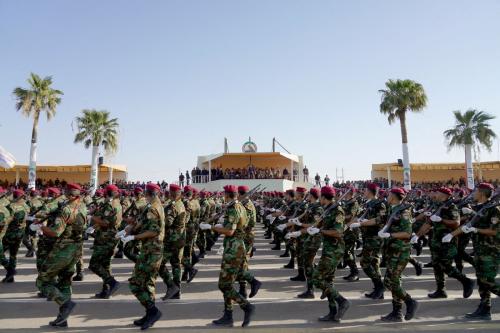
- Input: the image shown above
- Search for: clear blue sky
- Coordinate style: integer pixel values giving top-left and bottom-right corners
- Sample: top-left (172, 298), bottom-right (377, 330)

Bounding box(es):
top-left (1, 0), bottom-right (499, 182)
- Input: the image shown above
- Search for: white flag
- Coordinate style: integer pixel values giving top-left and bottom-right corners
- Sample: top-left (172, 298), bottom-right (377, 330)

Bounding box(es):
top-left (0, 145), bottom-right (16, 169)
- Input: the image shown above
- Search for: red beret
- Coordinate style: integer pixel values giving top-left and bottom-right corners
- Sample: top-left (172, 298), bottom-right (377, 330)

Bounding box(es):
top-left (184, 185), bottom-right (193, 193)
top-left (105, 184), bottom-right (120, 193)
top-left (321, 186), bottom-right (336, 197)
top-left (192, 188), bottom-right (199, 195)
top-left (285, 189), bottom-right (295, 196)
top-left (437, 187), bottom-right (452, 196)
top-left (477, 183), bottom-right (494, 191)
top-left (200, 191), bottom-right (207, 198)
top-left (379, 189), bottom-right (386, 196)
top-left (13, 189), bottom-right (24, 197)
top-left (223, 185), bottom-right (237, 193)
top-left (296, 187), bottom-right (307, 193)
top-left (367, 183), bottom-right (379, 191)
top-left (67, 183), bottom-right (82, 191)
top-left (146, 183), bottom-right (161, 193)
top-left (309, 188), bottom-right (320, 197)
top-left (0, 186), bottom-right (4, 193)
top-left (30, 189), bottom-right (40, 195)
top-left (390, 187), bottom-right (406, 196)
top-left (134, 186), bottom-right (143, 194)
top-left (238, 185), bottom-right (250, 193)
top-left (95, 189), bottom-right (104, 197)
top-left (48, 187), bottom-right (61, 196)
top-left (169, 184), bottom-right (182, 192)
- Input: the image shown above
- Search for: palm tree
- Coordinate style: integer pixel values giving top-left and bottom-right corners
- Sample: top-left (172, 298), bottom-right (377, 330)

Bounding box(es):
top-left (443, 109), bottom-right (496, 189)
top-left (13, 73), bottom-right (63, 189)
top-left (74, 110), bottom-right (119, 194)
top-left (379, 79), bottom-right (428, 190)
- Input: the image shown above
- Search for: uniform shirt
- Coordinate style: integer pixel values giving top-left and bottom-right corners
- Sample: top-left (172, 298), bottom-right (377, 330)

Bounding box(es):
top-left (51, 200), bottom-right (87, 245)
top-left (241, 198), bottom-right (256, 231)
top-left (361, 199), bottom-right (387, 238)
top-left (94, 197), bottom-right (122, 244)
top-left (28, 197), bottom-right (44, 215)
top-left (471, 202), bottom-right (500, 255)
top-left (137, 197), bottom-right (165, 254)
top-left (223, 201), bottom-right (247, 242)
top-left (189, 198), bottom-right (201, 225)
top-left (6, 199), bottom-right (30, 235)
top-left (199, 198), bottom-right (210, 222)
top-left (0, 205), bottom-right (12, 240)
top-left (430, 201), bottom-right (459, 248)
top-left (321, 203), bottom-right (345, 253)
top-left (164, 198), bottom-right (186, 244)
top-left (386, 204), bottom-right (412, 251)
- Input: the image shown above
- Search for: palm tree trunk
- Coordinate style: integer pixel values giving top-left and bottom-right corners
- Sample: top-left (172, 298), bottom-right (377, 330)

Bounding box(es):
top-left (465, 144), bottom-right (474, 189)
top-left (28, 112), bottom-right (40, 189)
top-left (90, 144), bottom-right (99, 195)
top-left (399, 112), bottom-right (411, 190)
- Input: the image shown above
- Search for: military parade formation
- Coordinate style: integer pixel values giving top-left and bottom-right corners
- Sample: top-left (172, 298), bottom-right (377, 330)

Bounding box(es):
top-left (0, 181), bottom-right (499, 330)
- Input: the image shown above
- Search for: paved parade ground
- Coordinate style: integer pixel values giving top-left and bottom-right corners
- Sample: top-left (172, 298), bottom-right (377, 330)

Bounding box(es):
top-left (0, 227), bottom-right (498, 333)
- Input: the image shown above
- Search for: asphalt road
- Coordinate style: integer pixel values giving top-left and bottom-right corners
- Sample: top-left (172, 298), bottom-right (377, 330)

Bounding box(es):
top-left (0, 225), bottom-right (498, 333)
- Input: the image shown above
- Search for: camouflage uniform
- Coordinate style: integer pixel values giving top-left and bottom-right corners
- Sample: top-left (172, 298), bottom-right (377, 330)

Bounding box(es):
top-left (470, 202), bottom-right (500, 308)
top-left (129, 197), bottom-right (165, 308)
top-left (302, 202), bottom-right (324, 292)
top-left (183, 197), bottom-right (200, 272)
top-left (360, 199), bottom-right (386, 288)
top-left (24, 195), bottom-right (43, 256)
top-left (218, 201), bottom-right (250, 311)
top-left (238, 197), bottom-right (256, 288)
top-left (383, 204), bottom-right (415, 318)
top-left (159, 198), bottom-right (186, 291)
top-left (196, 197), bottom-right (210, 254)
top-left (342, 198), bottom-right (360, 277)
top-left (89, 197), bottom-right (122, 286)
top-left (428, 202), bottom-right (471, 294)
top-left (312, 203), bottom-right (346, 313)
top-left (37, 200), bottom-right (87, 305)
top-left (0, 205), bottom-right (12, 269)
top-left (124, 196), bottom-right (148, 263)
top-left (36, 196), bottom-right (66, 272)
top-left (2, 198), bottom-right (29, 273)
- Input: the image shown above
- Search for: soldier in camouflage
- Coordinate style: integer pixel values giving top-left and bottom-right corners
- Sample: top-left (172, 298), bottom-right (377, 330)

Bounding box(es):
top-left (89, 184), bottom-right (122, 299)
top-left (341, 188), bottom-right (361, 282)
top-left (120, 183), bottom-right (164, 330)
top-left (34, 183), bottom-right (87, 328)
top-left (181, 186), bottom-right (200, 282)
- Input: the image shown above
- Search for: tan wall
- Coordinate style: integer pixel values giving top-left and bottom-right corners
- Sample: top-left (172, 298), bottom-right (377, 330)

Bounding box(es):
top-left (0, 169), bottom-right (127, 185)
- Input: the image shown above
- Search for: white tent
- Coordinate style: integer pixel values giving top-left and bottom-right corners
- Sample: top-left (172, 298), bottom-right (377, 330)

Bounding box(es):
top-left (0, 145), bottom-right (16, 169)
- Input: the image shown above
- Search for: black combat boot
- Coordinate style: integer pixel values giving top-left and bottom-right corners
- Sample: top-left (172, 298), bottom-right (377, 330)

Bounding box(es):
top-left (465, 302), bottom-right (491, 320)
top-left (105, 277), bottom-right (121, 298)
top-left (53, 300), bottom-right (76, 326)
top-left (192, 253), bottom-right (200, 266)
top-left (460, 276), bottom-right (474, 299)
top-left (370, 280), bottom-right (384, 300)
top-left (423, 261), bottom-right (433, 268)
top-left (413, 260), bottom-right (423, 276)
top-left (2, 268), bottom-right (15, 283)
top-left (404, 296), bottom-right (418, 320)
top-left (241, 303), bottom-right (255, 327)
top-left (133, 311), bottom-right (148, 326)
top-left (250, 246), bottom-right (257, 258)
top-left (380, 301), bottom-right (403, 322)
top-left (212, 310), bottom-right (234, 327)
top-left (335, 295), bottom-right (351, 321)
top-left (114, 250), bottom-right (124, 259)
top-left (181, 270), bottom-right (188, 282)
top-left (187, 268), bottom-right (198, 283)
top-left (198, 250), bottom-right (206, 259)
top-left (141, 305), bottom-right (162, 330)
top-left (94, 284), bottom-right (109, 298)
top-left (343, 269), bottom-right (360, 282)
top-left (162, 283), bottom-right (180, 301)
top-left (249, 278), bottom-right (262, 298)
top-left (283, 256), bottom-right (295, 269)
top-left (25, 249), bottom-right (35, 258)
top-left (72, 272), bottom-right (84, 282)
top-left (239, 284), bottom-right (247, 298)
top-left (297, 288), bottom-right (315, 299)
top-left (290, 268), bottom-right (306, 281)
top-left (428, 289), bottom-right (447, 298)
top-left (318, 305), bottom-right (338, 322)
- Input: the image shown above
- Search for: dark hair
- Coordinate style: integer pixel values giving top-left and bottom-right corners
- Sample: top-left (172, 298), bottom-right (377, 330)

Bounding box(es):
top-left (478, 187), bottom-right (493, 198)
top-left (226, 192), bottom-right (236, 199)
top-left (321, 193), bottom-right (334, 200)
top-left (310, 192), bottom-right (319, 199)
top-left (238, 190), bottom-right (247, 196)
top-left (392, 192), bottom-right (404, 201)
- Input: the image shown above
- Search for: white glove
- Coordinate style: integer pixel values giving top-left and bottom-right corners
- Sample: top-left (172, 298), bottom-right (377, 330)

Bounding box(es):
top-left (270, 217), bottom-right (277, 224)
top-left (218, 216), bottom-right (225, 224)
top-left (286, 231), bottom-right (302, 239)
top-left (30, 223), bottom-right (42, 232)
top-left (266, 214), bottom-right (273, 220)
top-left (307, 227), bottom-right (320, 235)
top-left (442, 233), bottom-right (453, 243)
top-left (359, 218), bottom-right (369, 223)
top-left (424, 211), bottom-right (432, 217)
top-left (430, 215), bottom-right (442, 223)
top-left (37, 229), bottom-right (44, 236)
top-left (461, 225), bottom-right (478, 234)
top-left (275, 209), bottom-right (282, 214)
top-left (121, 235), bottom-right (135, 244)
top-left (461, 207), bottom-right (474, 215)
top-left (278, 215), bottom-right (286, 221)
top-left (86, 226), bottom-right (95, 234)
top-left (378, 230), bottom-right (391, 238)
top-left (199, 223), bottom-right (212, 230)
top-left (417, 209), bottom-right (425, 214)
top-left (291, 218), bottom-right (302, 226)
top-left (271, 208), bottom-right (276, 213)
top-left (410, 233), bottom-right (418, 244)
top-left (214, 223), bottom-right (223, 229)
top-left (277, 224), bottom-right (287, 231)
top-left (349, 222), bottom-right (361, 230)
top-left (260, 211), bottom-right (265, 216)
top-left (26, 216), bottom-right (36, 222)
